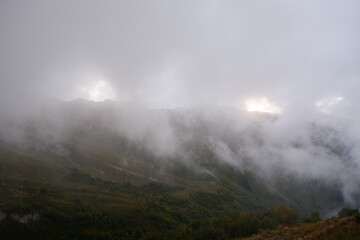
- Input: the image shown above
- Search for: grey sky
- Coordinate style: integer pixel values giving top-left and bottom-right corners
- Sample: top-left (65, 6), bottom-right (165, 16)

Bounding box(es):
top-left (0, 0), bottom-right (359, 110)
top-left (1, 0), bottom-right (360, 206)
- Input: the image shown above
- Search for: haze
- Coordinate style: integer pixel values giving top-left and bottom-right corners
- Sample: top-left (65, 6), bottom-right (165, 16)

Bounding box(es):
top-left (1, 0), bottom-right (360, 208)
top-left (1, 0), bottom-right (359, 109)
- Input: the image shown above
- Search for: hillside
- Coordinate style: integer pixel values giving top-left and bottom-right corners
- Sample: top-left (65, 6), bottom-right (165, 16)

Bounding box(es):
top-left (244, 216), bottom-right (360, 240)
top-left (0, 100), bottom-right (356, 239)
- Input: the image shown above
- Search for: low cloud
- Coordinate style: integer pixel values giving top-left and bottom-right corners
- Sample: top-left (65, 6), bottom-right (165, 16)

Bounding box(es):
top-left (0, 0), bottom-right (360, 208)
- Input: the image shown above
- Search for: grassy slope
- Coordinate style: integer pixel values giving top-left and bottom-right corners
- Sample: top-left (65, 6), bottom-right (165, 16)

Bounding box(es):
top-left (243, 216), bottom-right (360, 240)
top-left (0, 134), bottom-right (346, 239)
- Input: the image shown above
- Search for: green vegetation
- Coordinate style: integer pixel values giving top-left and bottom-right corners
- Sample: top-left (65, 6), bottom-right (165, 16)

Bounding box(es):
top-left (273, 203), bottom-right (299, 224)
top-left (245, 213), bottom-right (360, 240)
top-left (0, 138), bottom-right (351, 239)
top-left (302, 211), bottom-right (321, 223)
top-left (154, 205), bottom-right (291, 239)
top-left (0, 171), bottom-right (359, 240)
top-left (337, 208), bottom-right (360, 223)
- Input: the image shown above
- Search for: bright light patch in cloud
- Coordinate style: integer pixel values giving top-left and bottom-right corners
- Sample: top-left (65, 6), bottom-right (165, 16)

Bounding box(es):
top-left (316, 97), bottom-right (344, 114)
top-left (85, 80), bottom-right (117, 102)
top-left (245, 98), bottom-right (281, 114)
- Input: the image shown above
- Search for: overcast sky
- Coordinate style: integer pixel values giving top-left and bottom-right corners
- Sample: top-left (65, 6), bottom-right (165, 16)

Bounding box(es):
top-left (1, 0), bottom-right (359, 111)
top-left (1, 1), bottom-right (360, 206)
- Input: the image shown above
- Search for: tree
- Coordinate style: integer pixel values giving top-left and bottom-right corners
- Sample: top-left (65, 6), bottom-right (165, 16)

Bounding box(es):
top-left (337, 208), bottom-right (359, 218)
top-left (273, 204), bottom-right (299, 224)
top-left (337, 208), bottom-right (360, 223)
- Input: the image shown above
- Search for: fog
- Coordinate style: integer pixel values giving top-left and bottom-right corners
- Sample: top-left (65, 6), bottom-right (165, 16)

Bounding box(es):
top-left (1, 1), bottom-right (360, 207)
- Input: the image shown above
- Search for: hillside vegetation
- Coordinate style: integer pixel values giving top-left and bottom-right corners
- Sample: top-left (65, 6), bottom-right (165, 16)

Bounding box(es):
top-left (0, 100), bottom-right (356, 239)
top-left (244, 216), bottom-right (360, 240)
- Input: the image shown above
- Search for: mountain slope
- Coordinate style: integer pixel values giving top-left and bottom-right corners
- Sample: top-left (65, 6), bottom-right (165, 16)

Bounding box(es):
top-left (243, 216), bottom-right (360, 240)
top-left (0, 99), bottom-right (355, 239)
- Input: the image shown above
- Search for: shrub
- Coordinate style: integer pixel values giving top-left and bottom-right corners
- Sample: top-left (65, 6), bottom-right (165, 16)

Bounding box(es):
top-left (337, 208), bottom-right (360, 223)
top-left (337, 208), bottom-right (359, 218)
top-left (273, 204), bottom-right (299, 224)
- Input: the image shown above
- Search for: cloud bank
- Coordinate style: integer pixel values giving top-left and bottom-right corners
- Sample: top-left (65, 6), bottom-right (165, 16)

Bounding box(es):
top-left (0, 0), bottom-right (360, 207)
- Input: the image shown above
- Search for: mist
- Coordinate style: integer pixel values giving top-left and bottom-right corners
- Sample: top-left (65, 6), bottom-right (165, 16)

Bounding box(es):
top-left (1, 0), bottom-right (360, 209)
